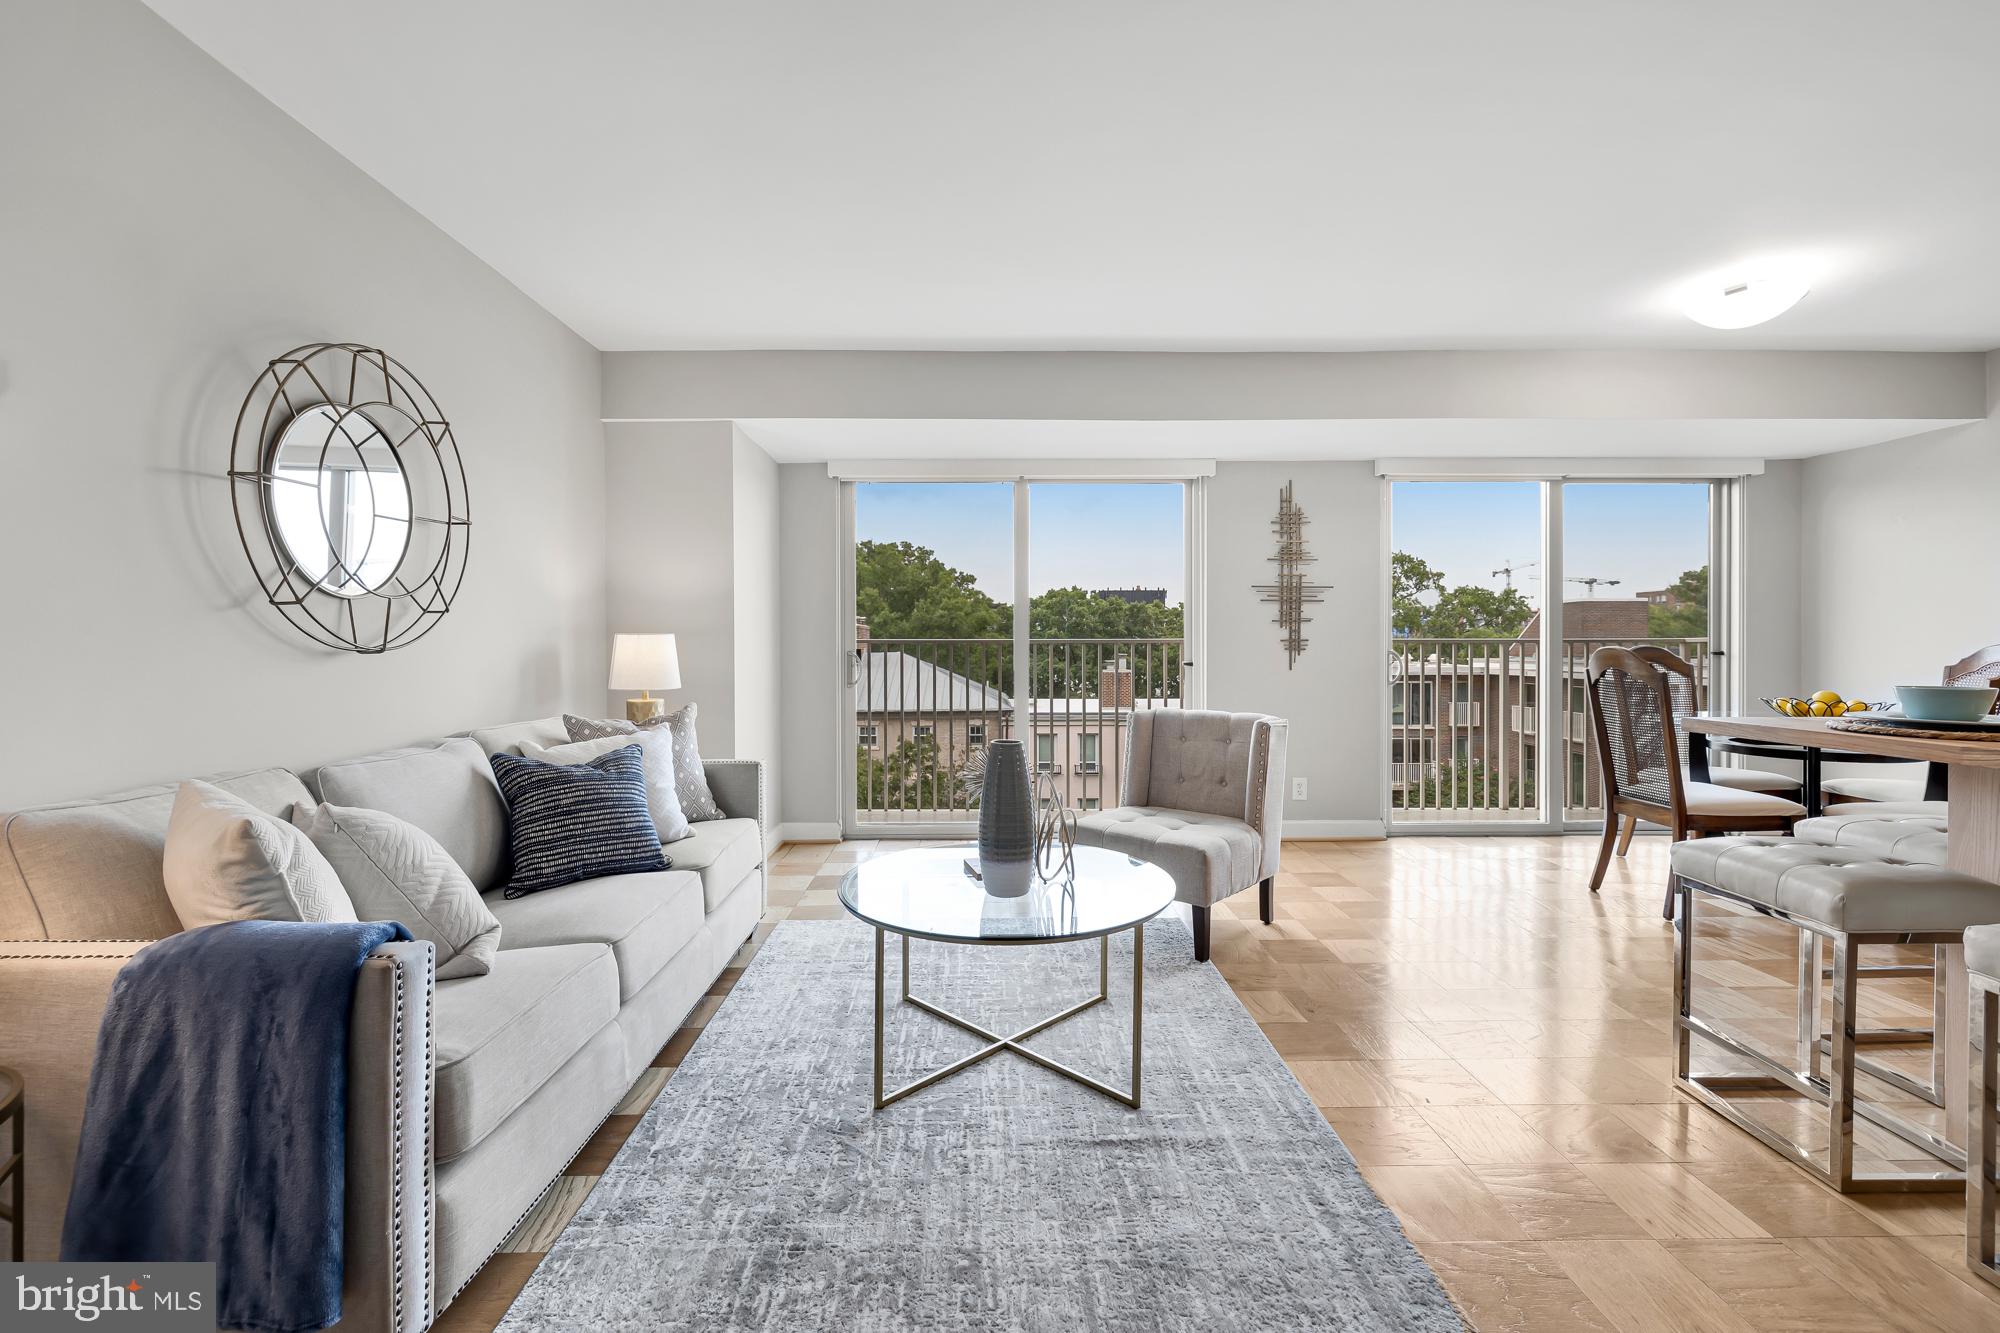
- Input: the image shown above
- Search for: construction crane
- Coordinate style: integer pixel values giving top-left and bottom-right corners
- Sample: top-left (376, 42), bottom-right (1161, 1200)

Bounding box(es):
top-left (1566, 576), bottom-right (1622, 597)
top-left (1490, 559), bottom-right (1537, 590)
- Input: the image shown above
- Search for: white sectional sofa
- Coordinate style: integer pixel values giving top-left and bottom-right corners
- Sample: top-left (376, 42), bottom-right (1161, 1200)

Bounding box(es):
top-left (0, 715), bottom-right (765, 1332)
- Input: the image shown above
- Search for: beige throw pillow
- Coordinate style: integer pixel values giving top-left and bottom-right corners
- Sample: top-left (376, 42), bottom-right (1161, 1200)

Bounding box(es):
top-left (163, 779), bottom-right (357, 928)
top-left (291, 802), bottom-right (502, 979)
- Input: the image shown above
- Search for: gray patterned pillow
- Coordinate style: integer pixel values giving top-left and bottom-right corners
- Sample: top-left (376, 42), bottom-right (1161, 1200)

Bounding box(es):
top-left (564, 703), bottom-right (725, 821)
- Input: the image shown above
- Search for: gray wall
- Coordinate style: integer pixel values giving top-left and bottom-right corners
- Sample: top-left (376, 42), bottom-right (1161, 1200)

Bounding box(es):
top-left (0, 2), bottom-right (608, 808)
top-left (603, 423), bottom-right (784, 816)
top-left (604, 349), bottom-right (1987, 423)
top-left (777, 466), bottom-right (843, 836)
top-left (605, 424), bottom-right (738, 749)
top-left (1800, 353), bottom-right (2000, 694)
top-left (1204, 462), bottom-right (1386, 833)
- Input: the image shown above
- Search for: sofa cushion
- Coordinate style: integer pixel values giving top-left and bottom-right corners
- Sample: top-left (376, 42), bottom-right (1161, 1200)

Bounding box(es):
top-left (163, 780), bottom-right (355, 928)
top-left (522, 731), bottom-right (690, 843)
top-left (485, 870), bottom-right (702, 1000)
top-left (667, 817), bottom-right (763, 912)
top-left (291, 802), bottom-right (503, 979)
top-left (468, 716), bottom-right (570, 758)
top-left (0, 768), bottom-right (313, 941)
top-left (489, 749), bottom-right (668, 896)
top-left (311, 739), bottom-right (509, 893)
top-left (1075, 806), bottom-right (1260, 907)
top-left (432, 943), bottom-right (619, 1161)
top-left (564, 707), bottom-right (725, 822)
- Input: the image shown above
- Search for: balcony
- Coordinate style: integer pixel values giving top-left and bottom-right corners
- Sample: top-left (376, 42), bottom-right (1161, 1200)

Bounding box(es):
top-left (854, 636), bottom-right (1181, 823)
top-left (1391, 636), bottom-right (1711, 823)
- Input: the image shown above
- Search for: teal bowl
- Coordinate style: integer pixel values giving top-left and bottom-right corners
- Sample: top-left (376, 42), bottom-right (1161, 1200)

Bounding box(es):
top-left (1895, 684), bottom-right (2000, 722)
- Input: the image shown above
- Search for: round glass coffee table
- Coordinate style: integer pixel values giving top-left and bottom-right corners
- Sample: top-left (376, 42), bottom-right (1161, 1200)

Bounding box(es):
top-left (837, 845), bottom-right (1174, 1110)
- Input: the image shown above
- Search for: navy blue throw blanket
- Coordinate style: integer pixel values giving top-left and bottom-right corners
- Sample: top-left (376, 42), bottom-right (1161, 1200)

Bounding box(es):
top-left (62, 919), bottom-right (412, 1333)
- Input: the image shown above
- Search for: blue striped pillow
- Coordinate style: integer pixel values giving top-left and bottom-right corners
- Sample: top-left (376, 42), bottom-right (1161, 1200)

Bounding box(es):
top-left (489, 745), bottom-right (668, 897)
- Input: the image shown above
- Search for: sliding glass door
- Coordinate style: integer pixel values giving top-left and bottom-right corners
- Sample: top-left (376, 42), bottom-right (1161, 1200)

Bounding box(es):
top-left (1388, 478), bottom-right (1724, 832)
top-left (845, 479), bottom-right (1190, 835)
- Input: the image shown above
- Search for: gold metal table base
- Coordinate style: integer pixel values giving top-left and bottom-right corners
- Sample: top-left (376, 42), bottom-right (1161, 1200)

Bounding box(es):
top-left (872, 924), bottom-right (1144, 1109)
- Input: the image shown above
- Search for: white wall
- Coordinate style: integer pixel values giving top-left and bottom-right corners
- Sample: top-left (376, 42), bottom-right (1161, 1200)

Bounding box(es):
top-left (1801, 354), bottom-right (2000, 694)
top-left (0, 2), bottom-right (607, 808)
top-left (1204, 463), bottom-right (1387, 834)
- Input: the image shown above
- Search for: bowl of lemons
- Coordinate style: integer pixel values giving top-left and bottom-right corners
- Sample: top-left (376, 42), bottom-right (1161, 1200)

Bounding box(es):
top-left (1760, 692), bottom-right (1886, 718)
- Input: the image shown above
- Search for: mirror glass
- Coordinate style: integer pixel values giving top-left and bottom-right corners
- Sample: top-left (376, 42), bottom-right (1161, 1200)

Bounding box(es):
top-left (266, 404), bottom-right (411, 597)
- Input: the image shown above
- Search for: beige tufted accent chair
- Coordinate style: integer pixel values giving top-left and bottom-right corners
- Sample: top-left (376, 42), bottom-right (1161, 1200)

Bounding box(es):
top-left (1073, 710), bottom-right (1289, 961)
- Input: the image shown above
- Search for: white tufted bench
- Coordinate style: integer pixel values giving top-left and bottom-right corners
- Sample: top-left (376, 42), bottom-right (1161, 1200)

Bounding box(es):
top-left (1074, 711), bottom-right (1288, 962)
top-left (1970, 923), bottom-right (2000, 1289)
top-left (1669, 836), bottom-right (2000, 1192)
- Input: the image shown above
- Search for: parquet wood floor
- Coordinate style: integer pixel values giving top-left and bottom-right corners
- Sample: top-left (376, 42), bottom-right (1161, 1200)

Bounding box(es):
top-left (439, 836), bottom-right (1988, 1333)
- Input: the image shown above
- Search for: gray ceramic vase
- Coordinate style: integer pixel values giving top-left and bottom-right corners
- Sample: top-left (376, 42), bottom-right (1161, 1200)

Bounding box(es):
top-left (976, 740), bottom-right (1036, 897)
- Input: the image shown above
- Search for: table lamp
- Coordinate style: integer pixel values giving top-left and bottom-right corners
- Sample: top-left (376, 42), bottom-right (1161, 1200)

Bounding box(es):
top-left (609, 633), bottom-right (681, 722)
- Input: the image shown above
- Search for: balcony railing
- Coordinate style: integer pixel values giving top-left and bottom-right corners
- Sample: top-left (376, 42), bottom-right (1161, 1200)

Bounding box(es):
top-left (1391, 636), bottom-right (1710, 824)
top-left (854, 636), bottom-right (1182, 823)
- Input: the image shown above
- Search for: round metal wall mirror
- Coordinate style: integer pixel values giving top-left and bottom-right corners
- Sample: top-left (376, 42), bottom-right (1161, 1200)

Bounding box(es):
top-left (267, 404), bottom-right (413, 598)
top-left (230, 343), bottom-right (470, 652)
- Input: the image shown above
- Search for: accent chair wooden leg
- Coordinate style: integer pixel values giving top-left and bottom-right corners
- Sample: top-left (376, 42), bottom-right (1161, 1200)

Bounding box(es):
top-left (1193, 905), bottom-right (1211, 963)
top-left (1259, 877), bottom-right (1275, 925)
top-left (1590, 811), bottom-right (1619, 893)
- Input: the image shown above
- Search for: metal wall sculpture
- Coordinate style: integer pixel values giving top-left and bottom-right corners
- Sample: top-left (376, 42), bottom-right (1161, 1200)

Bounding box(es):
top-left (229, 343), bottom-right (470, 653)
top-left (1252, 481), bottom-right (1330, 669)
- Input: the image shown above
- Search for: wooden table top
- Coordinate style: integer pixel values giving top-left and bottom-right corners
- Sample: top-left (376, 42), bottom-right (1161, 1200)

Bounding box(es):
top-left (1686, 713), bottom-right (2000, 769)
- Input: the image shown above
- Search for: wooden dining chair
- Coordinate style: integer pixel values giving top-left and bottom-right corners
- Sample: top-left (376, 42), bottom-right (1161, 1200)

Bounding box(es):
top-left (1821, 641), bottom-right (1996, 808)
top-left (1586, 646), bottom-right (1805, 916)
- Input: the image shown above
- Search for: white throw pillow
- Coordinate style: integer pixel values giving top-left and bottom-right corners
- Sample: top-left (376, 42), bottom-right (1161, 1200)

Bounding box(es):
top-left (163, 780), bottom-right (357, 928)
top-left (520, 732), bottom-right (692, 843)
top-left (291, 802), bottom-right (502, 979)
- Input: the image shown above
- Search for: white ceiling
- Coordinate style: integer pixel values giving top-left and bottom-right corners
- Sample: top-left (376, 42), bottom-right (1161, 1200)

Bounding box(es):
top-left (731, 418), bottom-right (1967, 464)
top-left (147, 1), bottom-right (2000, 353)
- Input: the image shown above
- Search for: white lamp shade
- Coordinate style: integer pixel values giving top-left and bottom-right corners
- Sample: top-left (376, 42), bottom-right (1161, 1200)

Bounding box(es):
top-left (609, 633), bottom-right (682, 692)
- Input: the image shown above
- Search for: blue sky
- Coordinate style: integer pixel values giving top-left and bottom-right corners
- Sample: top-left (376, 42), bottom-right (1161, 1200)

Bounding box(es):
top-left (1391, 481), bottom-right (1710, 604)
top-left (855, 479), bottom-right (1706, 611)
top-left (856, 482), bottom-right (1185, 603)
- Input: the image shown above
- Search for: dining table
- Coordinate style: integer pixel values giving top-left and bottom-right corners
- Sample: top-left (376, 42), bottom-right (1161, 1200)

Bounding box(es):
top-left (1684, 712), bottom-right (2000, 1151)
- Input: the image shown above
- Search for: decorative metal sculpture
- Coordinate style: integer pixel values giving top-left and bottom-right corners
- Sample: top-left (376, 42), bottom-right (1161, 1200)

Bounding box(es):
top-left (1252, 481), bottom-right (1330, 669)
top-left (228, 343), bottom-right (469, 653)
top-left (1033, 771), bottom-right (1077, 883)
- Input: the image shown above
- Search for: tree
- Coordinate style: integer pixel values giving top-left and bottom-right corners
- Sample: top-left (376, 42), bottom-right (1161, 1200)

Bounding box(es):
top-left (1421, 585), bottom-right (1536, 639)
top-left (1395, 758), bottom-right (1534, 811)
top-left (1392, 551), bottom-right (1446, 636)
top-left (1647, 565), bottom-right (1709, 638)
top-left (856, 735), bottom-right (965, 812)
top-left (854, 541), bottom-right (1007, 643)
top-left (1392, 550), bottom-right (1535, 640)
top-left (1026, 586), bottom-right (1184, 698)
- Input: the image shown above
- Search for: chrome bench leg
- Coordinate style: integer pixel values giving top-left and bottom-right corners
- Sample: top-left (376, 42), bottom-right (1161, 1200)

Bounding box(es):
top-left (1674, 877), bottom-right (1963, 1193)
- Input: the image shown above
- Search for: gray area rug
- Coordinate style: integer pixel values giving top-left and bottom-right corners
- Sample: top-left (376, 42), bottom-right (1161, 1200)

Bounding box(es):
top-left (497, 918), bottom-right (1465, 1332)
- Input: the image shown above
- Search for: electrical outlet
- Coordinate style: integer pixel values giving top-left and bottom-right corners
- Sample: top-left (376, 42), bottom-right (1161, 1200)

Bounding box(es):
top-left (1291, 777), bottom-right (1308, 801)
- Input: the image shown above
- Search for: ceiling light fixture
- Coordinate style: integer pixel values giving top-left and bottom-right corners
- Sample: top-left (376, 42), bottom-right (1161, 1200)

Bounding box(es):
top-left (1679, 264), bottom-right (1812, 329)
